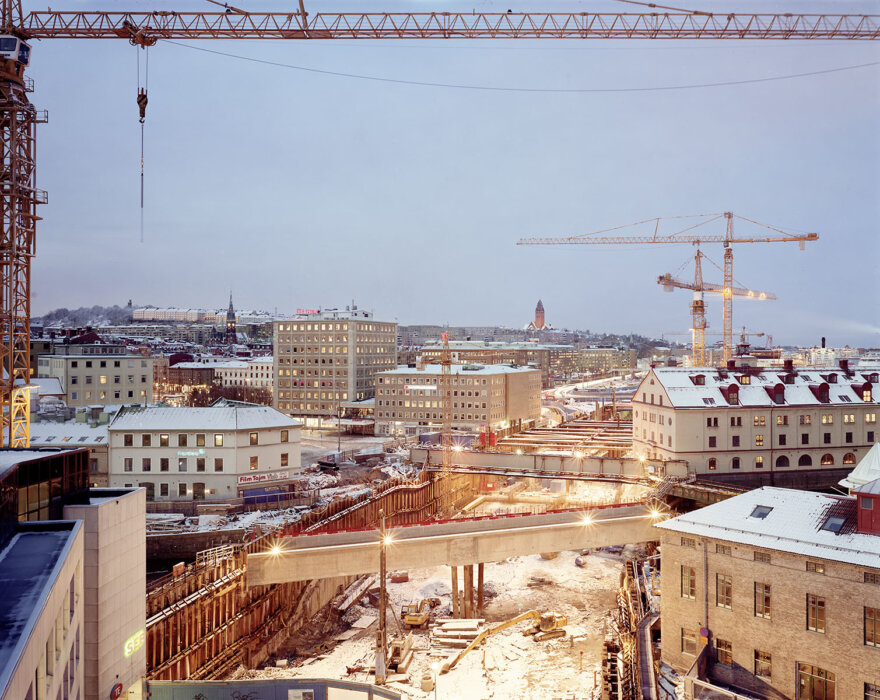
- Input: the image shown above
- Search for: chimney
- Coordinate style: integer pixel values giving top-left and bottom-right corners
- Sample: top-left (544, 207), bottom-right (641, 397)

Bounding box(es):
top-left (727, 359), bottom-right (736, 371)
top-left (821, 336), bottom-right (826, 349)
top-left (783, 359), bottom-right (794, 372)
top-left (839, 358), bottom-right (850, 373)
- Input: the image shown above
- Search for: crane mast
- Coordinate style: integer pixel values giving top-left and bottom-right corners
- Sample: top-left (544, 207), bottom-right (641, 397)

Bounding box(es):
top-left (0, 5), bottom-right (871, 445)
top-left (440, 332), bottom-right (452, 469)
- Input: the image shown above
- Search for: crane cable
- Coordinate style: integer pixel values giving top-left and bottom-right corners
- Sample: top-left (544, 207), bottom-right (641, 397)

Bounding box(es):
top-left (137, 47), bottom-right (149, 243)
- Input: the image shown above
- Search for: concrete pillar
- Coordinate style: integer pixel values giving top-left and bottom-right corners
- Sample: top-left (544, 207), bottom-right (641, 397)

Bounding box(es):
top-left (464, 564), bottom-right (474, 619)
top-left (451, 566), bottom-right (459, 618)
top-left (477, 563), bottom-right (484, 614)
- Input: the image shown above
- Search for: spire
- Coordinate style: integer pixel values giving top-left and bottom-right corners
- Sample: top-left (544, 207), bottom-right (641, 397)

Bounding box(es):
top-left (227, 291), bottom-right (234, 317)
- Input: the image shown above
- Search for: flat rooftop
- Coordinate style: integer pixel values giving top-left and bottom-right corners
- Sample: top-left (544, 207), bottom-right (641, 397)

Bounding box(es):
top-left (0, 523), bottom-right (80, 691)
top-left (0, 448), bottom-right (82, 480)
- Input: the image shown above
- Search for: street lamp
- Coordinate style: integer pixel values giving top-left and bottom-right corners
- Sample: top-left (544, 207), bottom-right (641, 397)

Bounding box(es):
top-left (376, 509), bottom-right (389, 685)
top-left (430, 661), bottom-right (441, 700)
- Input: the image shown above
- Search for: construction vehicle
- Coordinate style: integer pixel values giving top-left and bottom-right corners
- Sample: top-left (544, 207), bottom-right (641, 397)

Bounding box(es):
top-left (400, 598), bottom-right (441, 629)
top-left (442, 610), bottom-right (568, 673)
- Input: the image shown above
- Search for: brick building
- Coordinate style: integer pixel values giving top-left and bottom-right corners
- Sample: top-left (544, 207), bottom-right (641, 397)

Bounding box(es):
top-left (656, 486), bottom-right (880, 699)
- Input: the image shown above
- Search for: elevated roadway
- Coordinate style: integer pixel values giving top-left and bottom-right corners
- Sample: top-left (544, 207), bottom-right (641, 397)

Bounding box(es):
top-left (247, 502), bottom-right (661, 586)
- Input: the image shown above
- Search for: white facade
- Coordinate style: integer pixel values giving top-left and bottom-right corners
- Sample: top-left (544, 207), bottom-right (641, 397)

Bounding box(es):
top-left (212, 357), bottom-right (274, 390)
top-left (37, 354), bottom-right (154, 407)
top-left (108, 404), bottom-right (302, 499)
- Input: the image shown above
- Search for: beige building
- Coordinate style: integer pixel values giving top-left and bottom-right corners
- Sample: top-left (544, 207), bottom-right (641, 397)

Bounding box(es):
top-left (213, 356), bottom-right (274, 390)
top-left (633, 359), bottom-right (878, 487)
top-left (374, 363), bottom-right (542, 437)
top-left (656, 485), bottom-right (880, 700)
top-left (274, 309), bottom-right (397, 427)
top-left (108, 402), bottom-right (302, 500)
top-left (37, 353), bottom-right (154, 406)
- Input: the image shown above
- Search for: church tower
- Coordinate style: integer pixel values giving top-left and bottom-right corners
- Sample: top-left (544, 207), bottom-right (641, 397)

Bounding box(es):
top-left (225, 292), bottom-right (236, 345)
top-left (535, 299), bottom-right (545, 330)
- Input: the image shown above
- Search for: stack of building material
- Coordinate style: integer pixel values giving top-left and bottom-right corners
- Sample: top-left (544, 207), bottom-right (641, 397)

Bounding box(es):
top-left (431, 619), bottom-right (486, 649)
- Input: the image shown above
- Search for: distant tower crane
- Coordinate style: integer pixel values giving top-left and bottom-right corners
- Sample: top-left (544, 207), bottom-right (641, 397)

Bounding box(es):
top-left (658, 249), bottom-right (775, 366)
top-left (0, 7), bottom-right (872, 446)
top-left (518, 212), bottom-right (817, 363)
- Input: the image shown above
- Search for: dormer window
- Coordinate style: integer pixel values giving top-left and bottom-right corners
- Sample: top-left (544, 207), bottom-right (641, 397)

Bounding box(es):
top-left (729, 390), bottom-right (739, 406)
top-left (692, 374), bottom-right (706, 386)
top-left (738, 375), bottom-right (751, 385)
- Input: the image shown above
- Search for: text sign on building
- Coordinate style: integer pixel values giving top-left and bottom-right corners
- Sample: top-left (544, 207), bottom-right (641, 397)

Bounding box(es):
top-left (238, 470), bottom-right (290, 485)
top-left (177, 449), bottom-right (206, 457)
top-left (123, 629), bottom-right (145, 658)
top-left (296, 308), bottom-right (319, 315)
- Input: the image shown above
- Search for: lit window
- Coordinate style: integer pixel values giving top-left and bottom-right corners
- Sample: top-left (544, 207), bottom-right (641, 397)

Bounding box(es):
top-left (806, 561), bottom-right (825, 574)
top-left (754, 650), bottom-right (772, 679)
top-left (754, 582), bottom-right (771, 619)
top-left (716, 639), bottom-right (732, 666)
top-left (214, 434), bottom-right (223, 447)
top-left (807, 594), bottom-right (826, 632)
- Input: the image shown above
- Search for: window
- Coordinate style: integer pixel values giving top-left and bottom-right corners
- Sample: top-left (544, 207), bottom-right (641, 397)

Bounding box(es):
top-left (822, 414), bottom-right (833, 424)
top-left (802, 433), bottom-right (810, 445)
top-left (707, 417), bottom-right (718, 427)
top-left (868, 413), bottom-right (877, 424)
top-left (249, 456), bottom-right (258, 470)
top-left (807, 594), bottom-right (826, 633)
top-left (281, 430), bottom-right (289, 443)
top-left (708, 458), bottom-right (717, 470)
top-left (178, 434), bottom-right (187, 447)
top-left (754, 551), bottom-right (771, 563)
top-left (196, 434), bottom-right (205, 447)
top-left (797, 664), bottom-right (834, 699)
top-left (160, 483), bottom-right (168, 497)
top-left (731, 435), bottom-right (740, 447)
top-left (755, 434), bottom-right (764, 447)
top-left (801, 415), bottom-right (812, 425)
top-left (777, 415), bottom-right (789, 426)
top-left (681, 628), bottom-right (697, 656)
top-left (159, 433), bottom-right (169, 447)
top-left (709, 436), bottom-right (716, 448)
top-left (776, 455), bottom-right (789, 468)
top-left (160, 458), bottom-right (169, 472)
top-left (779, 434), bottom-right (787, 446)
top-left (755, 582), bottom-right (771, 619)
top-left (867, 682), bottom-right (880, 700)
top-left (142, 434), bottom-right (151, 447)
top-left (196, 458), bottom-right (205, 472)
top-left (821, 453), bottom-right (834, 466)
top-left (214, 458), bottom-right (223, 472)
top-left (681, 537), bottom-right (696, 548)
top-left (716, 574), bottom-right (732, 609)
top-left (754, 415), bottom-right (765, 426)
top-left (755, 650), bottom-right (772, 679)
top-left (214, 434), bottom-right (223, 447)
top-left (716, 639), bottom-right (732, 666)
top-left (142, 458), bottom-right (151, 472)
top-left (681, 566), bottom-right (696, 599)
top-left (866, 572), bottom-right (880, 585)
top-left (844, 453), bottom-right (856, 464)
top-left (123, 458), bottom-right (133, 472)
top-left (730, 416), bottom-right (742, 427)
top-left (99, 375), bottom-right (107, 384)
top-left (123, 434), bottom-right (133, 447)
top-left (280, 453), bottom-right (288, 467)
top-left (731, 457), bottom-right (740, 469)
top-left (755, 456), bottom-right (764, 469)
top-left (806, 561), bottom-right (825, 574)
top-left (866, 607), bottom-right (880, 647)
top-left (249, 432), bottom-right (258, 445)
top-left (845, 413), bottom-right (856, 424)
top-left (178, 483), bottom-right (187, 498)
top-left (823, 432), bottom-right (831, 444)
top-left (799, 454), bottom-right (813, 467)
top-left (178, 458), bottom-right (187, 472)
top-left (716, 544), bottom-right (731, 555)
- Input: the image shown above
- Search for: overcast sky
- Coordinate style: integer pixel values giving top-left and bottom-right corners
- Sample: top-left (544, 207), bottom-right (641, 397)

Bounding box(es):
top-left (27, 0), bottom-right (880, 347)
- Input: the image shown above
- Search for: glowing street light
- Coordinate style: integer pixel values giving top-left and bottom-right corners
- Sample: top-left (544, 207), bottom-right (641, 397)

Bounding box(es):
top-left (582, 513), bottom-right (594, 526)
top-left (452, 444), bottom-right (464, 453)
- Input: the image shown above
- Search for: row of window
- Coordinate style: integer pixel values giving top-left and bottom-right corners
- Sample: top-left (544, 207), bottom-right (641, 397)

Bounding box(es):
top-left (706, 413), bottom-right (877, 427)
top-left (68, 359), bottom-right (148, 368)
top-left (709, 431), bottom-right (875, 448)
top-left (122, 454), bottom-right (291, 472)
top-left (122, 430), bottom-right (289, 447)
top-left (70, 374), bottom-right (148, 385)
top-left (71, 389), bottom-right (145, 402)
top-left (708, 453), bottom-right (858, 470)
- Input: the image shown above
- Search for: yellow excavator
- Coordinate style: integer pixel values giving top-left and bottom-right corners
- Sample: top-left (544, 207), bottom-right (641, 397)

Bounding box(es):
top-left (400, 598), bottom-right (441, 629)
top-left (442, 610), bottom-right (568, 673)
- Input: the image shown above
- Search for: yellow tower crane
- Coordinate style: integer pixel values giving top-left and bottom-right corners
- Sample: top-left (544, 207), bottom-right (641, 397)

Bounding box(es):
top-left (658, 249), bottom-right (776, 366)
top-left (0, 5), bottom-right (872, 444)
top-left (518, 212), bottom-right (816, 363)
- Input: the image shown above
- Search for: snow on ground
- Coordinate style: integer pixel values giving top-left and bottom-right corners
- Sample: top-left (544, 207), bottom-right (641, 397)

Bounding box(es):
top-left (244, 549), bottom-right (626, 699)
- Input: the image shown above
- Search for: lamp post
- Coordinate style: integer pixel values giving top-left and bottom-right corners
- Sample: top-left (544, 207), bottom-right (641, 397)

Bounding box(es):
top-left (376, 509), bottom-right (388, 684)
top-left (430, 661), bottom-right (440, 700)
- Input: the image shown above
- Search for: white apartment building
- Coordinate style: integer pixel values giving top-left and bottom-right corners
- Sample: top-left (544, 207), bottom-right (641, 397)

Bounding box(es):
top-left (37, 353), bottom-right (154, 406)
top-left (108, 402), bottom-right (302, 499)
top-left (212, 357), bottom-right (274, 390)
top-left (374, 363), bottom-right (542, 437)
top-left (274, 309), bottom-right (397, 426)
top-left (633, 358), bottom-right (878, 487)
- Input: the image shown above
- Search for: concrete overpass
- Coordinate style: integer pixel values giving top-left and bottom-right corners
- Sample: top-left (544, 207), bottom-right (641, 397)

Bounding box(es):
top-left (246, 503), bottom-right (661, 586)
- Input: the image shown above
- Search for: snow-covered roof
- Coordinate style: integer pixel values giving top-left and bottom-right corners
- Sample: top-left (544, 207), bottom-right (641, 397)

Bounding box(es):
top-left (640, 364), bottom-right (880, 409)
top-left (109, 404), bottom-right (301, 432)
top-left (421, 341), bottom-right (574, 351)
top-left (30, 422), bottom-right (108, 446)
top-left (382, 364), bottom-right (540, 377)
top-left (656, 486), bottom-right (880, 569)
top-left (27, 377), bottom-right (64, 396)
top-left (840, 442), bottom-right (880, 489)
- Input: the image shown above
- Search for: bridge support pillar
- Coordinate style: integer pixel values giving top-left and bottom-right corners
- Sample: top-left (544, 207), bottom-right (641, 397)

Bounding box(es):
top-left (451, 565), bottom-right (459, 618)
top-left (477, 563), bottom-right (484, 615)
top-left (464, 564), bottom-right (474, 618)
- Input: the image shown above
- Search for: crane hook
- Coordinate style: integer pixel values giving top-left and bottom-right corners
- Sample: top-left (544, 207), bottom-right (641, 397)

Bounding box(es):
top-left (137, 88), bottom-right (148, 123)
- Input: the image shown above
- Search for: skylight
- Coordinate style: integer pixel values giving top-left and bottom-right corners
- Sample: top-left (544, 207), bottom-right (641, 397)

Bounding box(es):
top-left (750, 505), bottom-right (773, 519)
top-left (702, 398), bottom-right (715, 405)
top-left (821, 515), bottom-right (846, 534)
